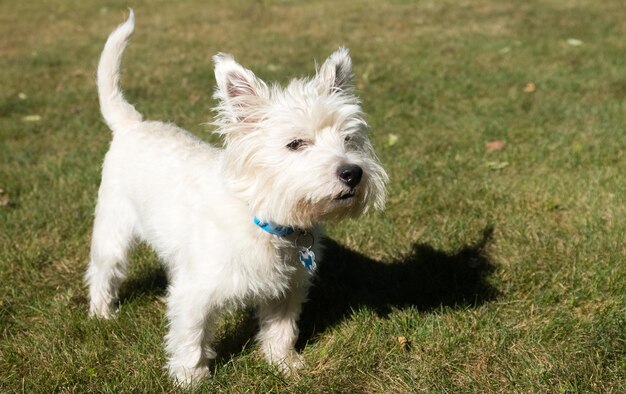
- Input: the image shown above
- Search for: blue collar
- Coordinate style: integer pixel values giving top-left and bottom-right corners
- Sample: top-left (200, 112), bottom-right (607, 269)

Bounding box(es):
top-left (253, 217), bottom-right (295, 237)
top-left (253, 216), bottom-right (317, 272)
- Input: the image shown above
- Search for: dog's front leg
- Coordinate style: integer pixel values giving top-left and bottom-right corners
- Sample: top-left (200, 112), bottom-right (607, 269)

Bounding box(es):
top-left (164, 281), bottom-right (218, 386)
top-left (256, 273), bottom-right (311, 374)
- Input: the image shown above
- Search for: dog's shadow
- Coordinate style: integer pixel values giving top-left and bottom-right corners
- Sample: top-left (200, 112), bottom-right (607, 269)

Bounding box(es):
top-left (119, 226), bottom-right (498, 362)
top-left (298, 226), bottom-right (498, 348)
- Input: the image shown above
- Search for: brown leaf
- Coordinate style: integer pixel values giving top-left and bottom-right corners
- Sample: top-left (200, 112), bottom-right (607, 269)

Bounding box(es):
top-left (0, 189), bottom-right (10, 207)
top-left (189, 93), bottom-right (201, 104)
top-left (397, 336), bottom-right (410, 351)
top-left (523, 82), bottom-right (536, 93)
top-left (486, 140), bottom-right (506, 152)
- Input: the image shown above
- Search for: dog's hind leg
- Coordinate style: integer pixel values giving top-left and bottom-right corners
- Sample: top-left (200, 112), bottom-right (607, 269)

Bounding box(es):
top-left (85, 190), bottom-right (136, 319)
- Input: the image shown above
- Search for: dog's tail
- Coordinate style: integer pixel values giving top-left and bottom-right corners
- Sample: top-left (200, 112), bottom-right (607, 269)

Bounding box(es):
top-left (97, 9), bottom-right (142, 132)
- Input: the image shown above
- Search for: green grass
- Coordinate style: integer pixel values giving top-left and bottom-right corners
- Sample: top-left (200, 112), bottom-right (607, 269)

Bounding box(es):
top-left (1, 0), bottom-right (625, 392)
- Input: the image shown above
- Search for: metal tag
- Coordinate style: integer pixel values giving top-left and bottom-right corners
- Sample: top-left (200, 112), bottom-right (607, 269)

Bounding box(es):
top-left (298, 247), bottom-right (316, 272)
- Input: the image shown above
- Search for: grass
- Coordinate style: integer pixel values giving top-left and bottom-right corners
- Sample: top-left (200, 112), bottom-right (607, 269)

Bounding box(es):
top-left (1, 0), bottom-right (625, 392)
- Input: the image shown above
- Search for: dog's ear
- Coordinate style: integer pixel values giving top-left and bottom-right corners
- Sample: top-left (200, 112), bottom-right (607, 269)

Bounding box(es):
top-left (213, 53), bottom-right (269, 124)
top-left (318, 47), bottom-right (354, 94)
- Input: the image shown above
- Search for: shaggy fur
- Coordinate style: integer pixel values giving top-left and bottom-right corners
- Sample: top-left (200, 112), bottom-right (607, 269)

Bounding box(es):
top-left (86, 10), bottom-right (387, 385)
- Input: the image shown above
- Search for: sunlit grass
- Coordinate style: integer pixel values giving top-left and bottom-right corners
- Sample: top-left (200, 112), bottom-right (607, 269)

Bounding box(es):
top-left (1, 0), bottom-right (625, 392)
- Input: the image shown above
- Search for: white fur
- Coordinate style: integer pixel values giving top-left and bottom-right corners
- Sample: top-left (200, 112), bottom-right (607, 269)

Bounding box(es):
top-left (86, 10), bottom-right (387, 385)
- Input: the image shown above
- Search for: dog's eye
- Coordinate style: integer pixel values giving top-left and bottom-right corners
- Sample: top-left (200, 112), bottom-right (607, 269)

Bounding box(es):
top-left (286, 139), bottom-right (305, 151)
top-left (344, 135), bottom-right (352, 143)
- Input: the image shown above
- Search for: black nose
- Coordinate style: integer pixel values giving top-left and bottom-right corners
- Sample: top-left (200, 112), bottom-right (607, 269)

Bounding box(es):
top-left (337, 164), bottom-right (363, 188)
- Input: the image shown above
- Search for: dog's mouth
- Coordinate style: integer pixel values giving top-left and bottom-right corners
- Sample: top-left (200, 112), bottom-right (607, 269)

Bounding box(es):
top-left (335, 189), bottom-right (356, 201)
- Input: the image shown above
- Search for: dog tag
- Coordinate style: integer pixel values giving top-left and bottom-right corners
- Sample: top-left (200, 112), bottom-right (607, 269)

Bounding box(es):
top-left (298, 247), bottom-right (316, 272)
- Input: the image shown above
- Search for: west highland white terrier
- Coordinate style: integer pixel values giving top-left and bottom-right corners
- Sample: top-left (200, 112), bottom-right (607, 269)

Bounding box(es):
top-left (86, 10), bottom-right (387, 384)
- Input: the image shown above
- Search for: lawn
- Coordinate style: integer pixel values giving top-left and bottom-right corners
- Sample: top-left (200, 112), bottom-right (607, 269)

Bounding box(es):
top-left (1, 0), bottom-right (625, 392)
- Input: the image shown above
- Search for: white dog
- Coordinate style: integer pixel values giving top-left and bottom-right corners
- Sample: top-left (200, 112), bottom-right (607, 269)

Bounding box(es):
top-left (86, 10), bottom-right (387, 385)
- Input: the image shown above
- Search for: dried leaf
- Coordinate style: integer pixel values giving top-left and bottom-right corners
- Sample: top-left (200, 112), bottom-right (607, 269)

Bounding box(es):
top-left (397, 336), bottom-right (410, 351)
top-left (486, 161), bottom-right (509, 170)
top-left (189, 93), bottom-right (201, 104)
top-left (0, 189), bottom-right (9, 207)
top-left (486, 140), bottom-right (506, 152)
top-left (523, 82), bottom-right (536, 93)
top-left (22, 115), bottom-right (41, 122)
top-left (386, 133), bottom-right (399, 147)
top-left (567, 38), bottom-right (583, 47)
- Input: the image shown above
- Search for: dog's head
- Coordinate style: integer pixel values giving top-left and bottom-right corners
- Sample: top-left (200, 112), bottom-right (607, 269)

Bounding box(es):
top-left (212, 48), bottom-right (388, 229)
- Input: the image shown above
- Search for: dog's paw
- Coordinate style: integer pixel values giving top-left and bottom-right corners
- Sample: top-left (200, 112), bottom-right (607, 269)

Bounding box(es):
top-left (168, 364), bottom-right (210, 387)
top-left (88, 301), bottom-right (116, 319)
top-left (275, 351), bottom-right (306, 376)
